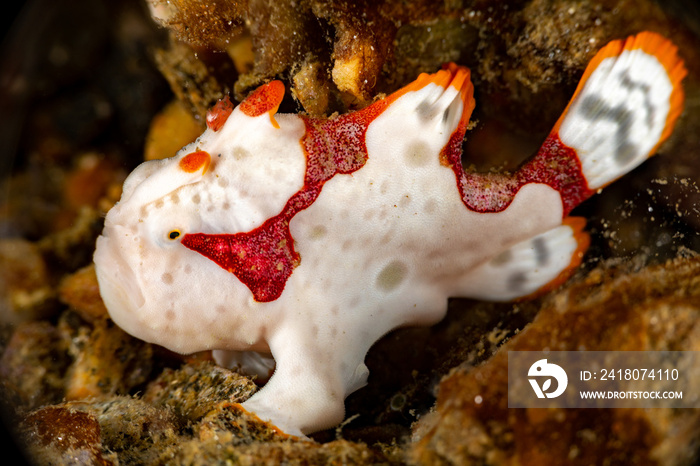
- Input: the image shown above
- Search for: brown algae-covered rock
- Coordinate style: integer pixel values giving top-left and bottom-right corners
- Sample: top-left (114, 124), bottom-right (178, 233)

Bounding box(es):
top-left (0, 321), bottom-right (70, 412)
top-left (143, 360), bottom-right (258, 423)
top-left (154, 38), bottom-right (239, 121)
top-left (76, 397), bottom-right (181, 465)
top-left (148, 0), bottom-right (699, 127)
top-left (58, 264), bottom-right (109, 323)
top-left (0, 310), bottom-right (156, 413)
top-left (171, 401), bottom-right (401, 465)
top-left (63, 317), bottom-right (154, 401)
top-left (20, 398), bottom-right (181, 465)
top-left (0, 238), bottom-right (56, 325)
top-left (412, 256), bottom-right (700, 465)
top-left (20, 405), bottom-right (116, 466)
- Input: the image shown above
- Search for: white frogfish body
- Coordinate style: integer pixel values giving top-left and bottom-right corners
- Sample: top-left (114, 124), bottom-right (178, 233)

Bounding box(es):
top-left (94, 32), bottom-right (686, 436)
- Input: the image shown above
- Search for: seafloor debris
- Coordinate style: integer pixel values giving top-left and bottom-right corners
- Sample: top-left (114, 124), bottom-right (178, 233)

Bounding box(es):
top-left (412, 255), bottom-right (700, 465)
top-left (149, 0), bottom-right (699, 128)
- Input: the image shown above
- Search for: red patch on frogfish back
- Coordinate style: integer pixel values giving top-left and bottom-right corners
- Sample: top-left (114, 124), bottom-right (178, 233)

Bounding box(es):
top-left (181, 100), bottom-right (391, 302)
top-left (206, 96), bottom-right (234, 132)
top-left (440, 124), bottom-right (594, 217)
top-left (179, 150), bottom-right (211, 173)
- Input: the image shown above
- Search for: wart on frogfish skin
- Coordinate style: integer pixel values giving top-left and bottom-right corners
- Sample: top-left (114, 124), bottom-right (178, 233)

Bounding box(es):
top-left (376, 261), bottom-right (408, 292)
top-left (94, 32), bottom-right (686, 437)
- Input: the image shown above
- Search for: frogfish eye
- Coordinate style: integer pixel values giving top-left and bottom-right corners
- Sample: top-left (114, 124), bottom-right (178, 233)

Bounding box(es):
top-left (168, 230), bottom-right (181, 240)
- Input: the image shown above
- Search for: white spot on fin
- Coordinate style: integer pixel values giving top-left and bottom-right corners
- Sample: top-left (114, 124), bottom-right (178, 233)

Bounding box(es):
top-left (457, 221), bottom-right (588, 301)
top-left (558, 33), bottom-right (685, 190)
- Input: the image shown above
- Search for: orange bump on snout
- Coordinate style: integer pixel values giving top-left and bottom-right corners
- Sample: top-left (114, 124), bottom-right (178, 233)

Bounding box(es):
top-left (179, 150), bottom-right (211, 174)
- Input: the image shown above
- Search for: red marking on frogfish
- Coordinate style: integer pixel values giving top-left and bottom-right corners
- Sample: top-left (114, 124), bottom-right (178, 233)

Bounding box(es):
top-left (179, 150), bottom-right (211, 174)
top-left (440, 124), bottom-right (594, 217)
top-left (206, 96), bottom-right (234, 132)
top-left (182, 98), bottom-right (392, 302)
top-left (182, 217), bottom-right (297, 303)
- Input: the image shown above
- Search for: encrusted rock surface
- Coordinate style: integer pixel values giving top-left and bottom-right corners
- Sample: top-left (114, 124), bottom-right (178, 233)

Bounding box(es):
top-left (412, 256), bottom-right (700, 465)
